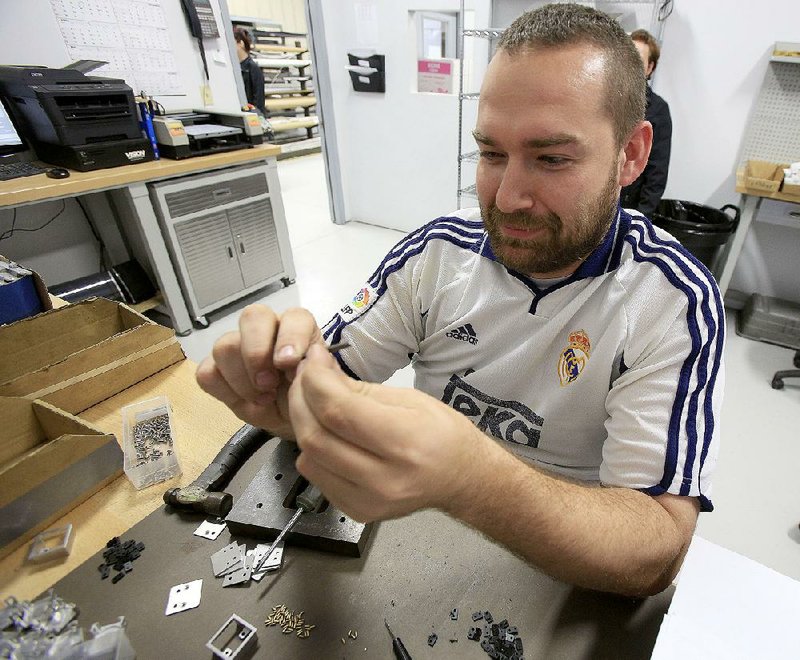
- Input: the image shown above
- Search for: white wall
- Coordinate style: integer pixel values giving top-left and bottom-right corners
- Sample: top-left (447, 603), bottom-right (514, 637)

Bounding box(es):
top-left (0, 0), bottom-right (244, 286)
top-left (318, 0), bottom-right (467, 233)
top-left (323, 0), bottom-right (800, 299)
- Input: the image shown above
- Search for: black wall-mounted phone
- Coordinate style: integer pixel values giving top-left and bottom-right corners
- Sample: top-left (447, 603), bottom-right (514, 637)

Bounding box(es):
top-left (180, 0), bottom-right (220, 80)
top-left (181, 0), bottom-right (220, 39)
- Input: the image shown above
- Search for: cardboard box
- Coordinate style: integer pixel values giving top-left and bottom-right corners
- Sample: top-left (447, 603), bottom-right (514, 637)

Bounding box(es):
top-left (0, 397), bottom-right (121, 559)
top-left (0, 255), bottom-right (53, 324)
top-left (737, 160), bottom-right (785, 194)
top-left (0, 297), bottom-right (185, 415)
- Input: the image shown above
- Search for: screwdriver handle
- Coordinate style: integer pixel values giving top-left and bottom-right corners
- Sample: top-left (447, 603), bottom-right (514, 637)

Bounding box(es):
top-left (393, 638), bottom-right (413, 660)
top-left (296, 482), bottom-right (325, 512)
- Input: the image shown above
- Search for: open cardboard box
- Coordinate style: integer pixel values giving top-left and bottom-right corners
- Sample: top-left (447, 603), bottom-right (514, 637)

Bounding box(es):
top-left (0, 397), bottom-right (122, 559)
top-left (0, 297), bottom-right (184, 415)
top-left (736, 160), bottom-right (786, 195)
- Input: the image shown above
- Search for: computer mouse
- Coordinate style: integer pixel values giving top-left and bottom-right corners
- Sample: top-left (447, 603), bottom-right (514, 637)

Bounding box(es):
top-left (46, 167), bottom-right (70, 179)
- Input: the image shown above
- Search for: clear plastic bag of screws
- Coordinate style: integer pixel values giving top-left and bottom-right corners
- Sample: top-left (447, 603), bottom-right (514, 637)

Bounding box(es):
top-left (121, 395), bottom-right (182, 489)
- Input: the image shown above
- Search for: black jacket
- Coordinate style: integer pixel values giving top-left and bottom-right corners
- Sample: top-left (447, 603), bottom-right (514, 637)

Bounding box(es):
top-left (621, 86), bottom-right (672, 217)
top-left (240, 55), bottom-right (266, 116)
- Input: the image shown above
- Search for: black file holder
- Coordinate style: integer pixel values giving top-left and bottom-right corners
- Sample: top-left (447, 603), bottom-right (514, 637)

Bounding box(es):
top-left (347, 53), bottom-right (385, 93)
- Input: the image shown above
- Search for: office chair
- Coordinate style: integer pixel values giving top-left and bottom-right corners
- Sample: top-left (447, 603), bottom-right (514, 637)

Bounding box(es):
top-left (771, 350), bottom-right (800, 389)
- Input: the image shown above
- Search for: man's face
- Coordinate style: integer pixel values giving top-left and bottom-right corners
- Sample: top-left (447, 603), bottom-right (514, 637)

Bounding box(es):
top-left (633, 40), bottom-right (654, 78)
top-left (475, 45), bottom-right (623, 278)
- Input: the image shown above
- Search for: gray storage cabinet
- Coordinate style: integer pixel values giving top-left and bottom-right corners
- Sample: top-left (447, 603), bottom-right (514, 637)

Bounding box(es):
top-left (148, 161), bottom-right (295, 326)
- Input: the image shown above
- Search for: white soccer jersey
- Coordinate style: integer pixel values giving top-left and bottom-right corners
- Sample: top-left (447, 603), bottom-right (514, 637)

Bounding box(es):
top-left (322, 207), bottom-right (724, 511)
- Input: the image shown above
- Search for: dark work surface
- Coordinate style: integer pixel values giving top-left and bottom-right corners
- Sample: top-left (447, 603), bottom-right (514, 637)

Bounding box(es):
top-left (48, 439), bottom-right (673, 659)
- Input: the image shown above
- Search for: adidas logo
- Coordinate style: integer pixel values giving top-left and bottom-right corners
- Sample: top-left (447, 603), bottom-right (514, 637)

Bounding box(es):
top-left (446, 323), bottom-right (478, 345)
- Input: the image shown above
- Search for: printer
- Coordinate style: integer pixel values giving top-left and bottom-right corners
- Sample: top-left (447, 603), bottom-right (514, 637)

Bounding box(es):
top-left (152, 110), bottom-right (264, 159)
top-left (0, 65), bottom-right (154, 171)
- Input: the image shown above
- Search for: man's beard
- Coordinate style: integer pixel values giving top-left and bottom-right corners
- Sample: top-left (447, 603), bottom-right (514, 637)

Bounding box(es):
top-left (480, 169), bottom-right (619, 276)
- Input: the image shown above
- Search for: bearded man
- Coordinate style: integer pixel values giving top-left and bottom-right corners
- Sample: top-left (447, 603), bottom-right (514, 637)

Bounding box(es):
top-left (197, 3), bottom-right (724, 597)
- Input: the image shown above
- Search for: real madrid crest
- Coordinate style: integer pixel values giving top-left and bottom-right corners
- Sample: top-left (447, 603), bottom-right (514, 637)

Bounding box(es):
top-left (558, 329), bottom-right (591, 386)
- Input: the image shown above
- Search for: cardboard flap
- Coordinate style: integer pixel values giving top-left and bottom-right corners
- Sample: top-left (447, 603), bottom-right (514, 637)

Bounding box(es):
top-left (0, 299), bottom-right (136, 382)
top-left (0, 397), bottom-right (45, 466)
top-left (0, 432), bottom-right (116, 509)
top-left (32, 398), bottom-right (107, 438)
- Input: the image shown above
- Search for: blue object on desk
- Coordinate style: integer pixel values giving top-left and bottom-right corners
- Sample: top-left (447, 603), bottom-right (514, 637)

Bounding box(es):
top-left (0, 271), bottom-right (43, 324)
top-left (138, 100), bottom-right (160, 160)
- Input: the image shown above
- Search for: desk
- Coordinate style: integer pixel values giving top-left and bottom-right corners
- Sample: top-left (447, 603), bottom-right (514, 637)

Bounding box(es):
top-left (0, 145), bottom-right (282, 335)
top-left (717, 177), bottom-right (800, 296)
top-left (0, 357), bottom-right (673, 658)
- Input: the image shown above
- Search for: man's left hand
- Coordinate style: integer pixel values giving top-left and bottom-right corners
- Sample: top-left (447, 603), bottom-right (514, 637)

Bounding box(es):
top-left (287, 344), bottom-right (485, 522)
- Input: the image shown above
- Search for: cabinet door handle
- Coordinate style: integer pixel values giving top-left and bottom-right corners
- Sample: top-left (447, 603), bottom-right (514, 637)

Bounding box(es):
top-left (239, 241), bottom-right (246, 254)
top-left (213, 188), bottom-right (232, 199)
top-left (790, 211), bottom-right (800, 218)
top-left (227, 246), bottom-right (234, 259)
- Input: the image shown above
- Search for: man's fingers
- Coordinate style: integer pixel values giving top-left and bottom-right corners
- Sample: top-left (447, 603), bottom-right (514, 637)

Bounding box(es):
top-left (210, 331), bottom-right (267, 402)
top-left (273, 307), bottom-right (323, 368)
top-left (238, 304), bottom-right (280, 391)
top-left (294, 347), bottom-right (419, 457)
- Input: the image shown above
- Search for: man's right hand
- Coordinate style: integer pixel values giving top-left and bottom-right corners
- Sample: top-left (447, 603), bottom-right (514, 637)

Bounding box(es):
top-left (195, 304), bottom-right (324, 438)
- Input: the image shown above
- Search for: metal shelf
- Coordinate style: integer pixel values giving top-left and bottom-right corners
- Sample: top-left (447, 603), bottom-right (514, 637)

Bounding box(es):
top-left (463, 29), bottom-right (504, 38)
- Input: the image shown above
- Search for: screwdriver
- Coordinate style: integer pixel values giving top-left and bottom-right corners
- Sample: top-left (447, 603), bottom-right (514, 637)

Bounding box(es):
top-left (384, 619), bottom-right (413, 660)
top-left (252, 342), bottom-right (347, 574)
top-left (252, 481), bottom-right (325, 573)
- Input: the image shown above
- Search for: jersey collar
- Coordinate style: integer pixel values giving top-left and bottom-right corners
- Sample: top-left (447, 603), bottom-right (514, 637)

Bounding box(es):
top-left (480, 205), bottom-right (631, 293)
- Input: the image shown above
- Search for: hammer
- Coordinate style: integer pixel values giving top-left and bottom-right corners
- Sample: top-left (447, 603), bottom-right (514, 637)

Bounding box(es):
top-left (163, 424), bottom-right (271, 518)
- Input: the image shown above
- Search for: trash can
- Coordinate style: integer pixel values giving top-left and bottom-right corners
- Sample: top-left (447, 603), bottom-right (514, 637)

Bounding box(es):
top-left (651, 200), bottom-right (740, 273)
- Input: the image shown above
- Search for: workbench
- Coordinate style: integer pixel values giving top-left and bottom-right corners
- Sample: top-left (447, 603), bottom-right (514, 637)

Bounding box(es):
top-left (0, 355), bottom-right (673, 659)
top-left (0, 144), bottom-right (283, 336)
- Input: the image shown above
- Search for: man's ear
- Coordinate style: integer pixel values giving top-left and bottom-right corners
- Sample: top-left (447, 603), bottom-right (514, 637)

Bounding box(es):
top-left (618, 120), bottom-right (653, 186)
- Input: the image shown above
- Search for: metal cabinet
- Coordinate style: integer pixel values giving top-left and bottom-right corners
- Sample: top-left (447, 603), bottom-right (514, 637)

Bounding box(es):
top-left (149, 161), bottom-right (295, 326)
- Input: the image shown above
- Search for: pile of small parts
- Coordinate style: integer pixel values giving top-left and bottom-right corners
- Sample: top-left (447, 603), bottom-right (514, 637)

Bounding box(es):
top-left (264, 604), bottom-right (315, 639)
top-left (209, 540), bottom-right (284, 587)
top-left (130, 412), bottom-right (174, 468)
top-left (467, 610), bottom-right (525, 660)
top-left (99, 536), bottom-right (145, 583)
top-left (0, 590), bottom-right (135, 658)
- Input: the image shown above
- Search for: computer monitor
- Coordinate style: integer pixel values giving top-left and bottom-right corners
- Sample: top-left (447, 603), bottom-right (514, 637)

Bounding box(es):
top-left (0, 95), bottom-right (36, 163)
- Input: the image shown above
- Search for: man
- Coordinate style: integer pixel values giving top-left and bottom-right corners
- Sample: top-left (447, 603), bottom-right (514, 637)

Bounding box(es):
top-left (198, 4), bottom-right (723, 597)
top-left (620, 28), bottom-right (672, 217)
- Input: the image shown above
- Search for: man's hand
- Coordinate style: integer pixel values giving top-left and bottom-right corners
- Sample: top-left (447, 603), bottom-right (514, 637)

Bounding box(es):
top-left (288, 345), bottom-right (699, 596)
top-left (196, 304), bottom-right (324, 438)
top-left (288, 344), bottom-right (486, 522)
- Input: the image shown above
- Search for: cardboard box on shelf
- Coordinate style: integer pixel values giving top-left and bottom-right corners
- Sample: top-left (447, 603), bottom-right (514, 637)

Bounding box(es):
top-left (0, 297), bottom-right (185, 415)
top-left (0, 396), bottom-right (122, 559)
top-left (736, 160), bottom-right (786, 194)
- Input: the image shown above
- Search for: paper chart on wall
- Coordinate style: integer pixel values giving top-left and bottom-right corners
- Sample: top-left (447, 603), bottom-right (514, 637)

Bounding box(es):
top-left (50, 0), bottom-right (184, 96)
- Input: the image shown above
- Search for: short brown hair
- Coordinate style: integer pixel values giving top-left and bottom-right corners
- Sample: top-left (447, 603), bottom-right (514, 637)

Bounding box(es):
top-left (497, 3), bottom-right (646, 147)
top-left (234, 27), bottom-right (252, 53)
top-left (631, 29), bottom-right (660, 75)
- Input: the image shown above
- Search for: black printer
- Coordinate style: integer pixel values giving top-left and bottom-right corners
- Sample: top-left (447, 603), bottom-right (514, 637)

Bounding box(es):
top-left (0, 65), bottom-right (154, 171)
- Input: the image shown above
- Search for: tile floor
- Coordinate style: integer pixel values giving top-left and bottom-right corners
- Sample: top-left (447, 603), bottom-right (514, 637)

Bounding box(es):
top-left (179, 153), bottom-right (800, 582)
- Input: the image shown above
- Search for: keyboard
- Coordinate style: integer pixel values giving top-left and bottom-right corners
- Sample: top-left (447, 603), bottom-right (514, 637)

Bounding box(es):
top-left (0, 161), bottom-right (47, 181)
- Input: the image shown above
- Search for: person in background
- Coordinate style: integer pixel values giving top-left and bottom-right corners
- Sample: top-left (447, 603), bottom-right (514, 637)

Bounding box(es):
top-left (620, 28), bottom-right (672, 217)
top-left (234, 27), bottom-right (266, 117)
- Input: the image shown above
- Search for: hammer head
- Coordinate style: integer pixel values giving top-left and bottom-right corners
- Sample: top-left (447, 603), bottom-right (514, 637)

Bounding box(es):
top-left (163, 485), bottom-right (233, 518)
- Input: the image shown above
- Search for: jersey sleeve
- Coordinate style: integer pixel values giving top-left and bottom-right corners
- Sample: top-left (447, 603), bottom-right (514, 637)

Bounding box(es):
top-left (600, 274), bottom-right (724, 512)
top-left (320, 239), bottom-right (425, 383)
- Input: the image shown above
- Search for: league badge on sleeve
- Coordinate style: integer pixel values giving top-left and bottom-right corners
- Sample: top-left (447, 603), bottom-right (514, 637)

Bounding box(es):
top-left (338, 285), bottom-right (375, 320)
top-left (558, 329), bottom-right (591, 386)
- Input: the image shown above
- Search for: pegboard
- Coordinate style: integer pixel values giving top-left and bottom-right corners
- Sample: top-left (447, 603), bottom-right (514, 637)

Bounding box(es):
top-left (740, 61), bottom-right (800, 164)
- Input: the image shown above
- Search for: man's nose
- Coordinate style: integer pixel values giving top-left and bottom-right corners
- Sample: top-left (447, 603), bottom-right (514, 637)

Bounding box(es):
top-left (494, 160), bottom-right (536, 214)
